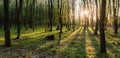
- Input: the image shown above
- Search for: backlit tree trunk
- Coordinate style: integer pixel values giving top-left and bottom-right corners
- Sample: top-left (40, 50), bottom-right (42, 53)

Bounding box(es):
top-left (48, 0), bottom-right (53, 32)
top-left (3, 0), bottom-right (11, 47)
top-left (94, 0), bottom-right (99, 35)
top-left (113, 0), bottom-right (118, 34)
top-left (99, 0), bottom-right (106, 53)
top-left (72, 0), bottom-right (75, 31)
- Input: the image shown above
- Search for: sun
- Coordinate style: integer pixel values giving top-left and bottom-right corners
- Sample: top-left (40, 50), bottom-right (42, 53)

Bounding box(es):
top-left (80, 10), bottom-right (89, 18)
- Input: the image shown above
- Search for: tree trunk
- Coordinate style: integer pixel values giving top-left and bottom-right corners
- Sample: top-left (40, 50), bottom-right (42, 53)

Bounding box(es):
top-left (3, 0), bottom-right (11, 47)
top-left (67, 0), bottom-right (70, 30)
top-left (25, 0), bottom-right (29, 31)
top-left (57, 0), bottom-right (63, 44)
top-left (99, 0), bottom-right (106, 53)
top-left (94, 0), bottom-right (99, 35)
top-left (16, 0), bottom-right (23, 39)
top-left (72, 0), bottom-right (75, 31)
top-left (48, 0), bottom-right (53, 32)
top-left (113, 0), bottom-right (118, 34)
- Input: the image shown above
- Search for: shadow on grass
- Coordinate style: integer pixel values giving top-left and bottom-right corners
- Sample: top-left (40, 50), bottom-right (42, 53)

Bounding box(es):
top-left (0, 29), bottom-right (75, 58)
top-left (106, 31), bottom-right (120, 39)
top-left (87, 28), bottom-right (120, 58)
top-left (47, 27), bottom-right (87, 58)
top-left (63, 28), bottom-right (86, 58)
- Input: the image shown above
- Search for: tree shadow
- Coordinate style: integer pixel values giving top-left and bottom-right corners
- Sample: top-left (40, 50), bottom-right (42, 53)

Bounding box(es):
top-left (87, 28), bottom-right (110, 58)
top-left (50, 27), bottom-right (87, 58)
top-left (88, 28), bottom-right (120, 58)
top-left (108, 34), bottom-right (120, 38)
top-left (65, 28), bottom-right (86, 58)
top-left (106, 31), bottom-right (120, 39)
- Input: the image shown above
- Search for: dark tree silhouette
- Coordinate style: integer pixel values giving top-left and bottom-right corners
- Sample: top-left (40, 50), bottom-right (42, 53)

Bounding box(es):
top-left (113, 0), bottom-right (119, 34)
top-left (99, 0), bottom-right (106, 53)
top-left (57, 0), bottom-right (63, 44)
top-left (3, 0), bottom-right (11, 47)
top-left (16, 0), bottom-right (23, 39)
top-left (48, 0), bottom-right (53, 32)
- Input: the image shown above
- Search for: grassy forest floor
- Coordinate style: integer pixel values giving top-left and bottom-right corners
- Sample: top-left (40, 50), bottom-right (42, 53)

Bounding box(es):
top-left (0, 27), bottom-right (120, 58)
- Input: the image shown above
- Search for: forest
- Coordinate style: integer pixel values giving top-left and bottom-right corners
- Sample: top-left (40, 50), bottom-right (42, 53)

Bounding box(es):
top-left (0, 0), bottom-right (120, 58)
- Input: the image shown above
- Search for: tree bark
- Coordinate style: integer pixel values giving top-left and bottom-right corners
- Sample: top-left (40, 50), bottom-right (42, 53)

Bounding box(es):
top-left (67, 0), bottom-right (70, 30)
top-left (113, 0), bottom-right (118, 34)
top-left (57, 0), bottom-right (63, 44)
top-left (94, 0), bottom-right (99, 35)
top-left (48, 0), bottom-right (53, 32)
top-left (3, 0), bottom-right (11, 47)
top-left (16, 0), bottom-right (23, 39)
top-left (72, 0), bottom-right (75, 31)
top-left (99, 0), bottom-right (106, 53)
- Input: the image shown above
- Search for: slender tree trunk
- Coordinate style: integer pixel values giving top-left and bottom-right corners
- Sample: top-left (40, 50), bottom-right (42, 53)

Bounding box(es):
top-left (117, 0), bottom-right (120, 29)
top-left (31, 0), bottom-right (35, 31)
top-left (3, 0), bottom-right (11, 47)
top-left (91, 14), bottom-right (94, 30)
top-left (99, 0), bottom-right (106, 53)
top-left (83, 0), bottom-right (87, 30)
top-left (48, 0), bottom-right (53, 32)
top-left (25, 0), bottom-right (28, 31)
top-left (94, 0), bottom-right (99, 35)
top-left (113, 0), bottom-right (118, 34)
top-left (16, 0), bottom-right (23, 39)
top-left (58, 0), bottom-right (63, 44)
top-left (72, 0), bottom-right (75, 31)
top-left (108, 0), bottom-right (112, 28)
top-left (67, 0), bottom-right (70, 30)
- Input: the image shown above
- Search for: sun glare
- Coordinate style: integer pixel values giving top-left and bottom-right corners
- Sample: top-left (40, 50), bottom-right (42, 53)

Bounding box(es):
top-left (80, 10), bottom-right (89, 18)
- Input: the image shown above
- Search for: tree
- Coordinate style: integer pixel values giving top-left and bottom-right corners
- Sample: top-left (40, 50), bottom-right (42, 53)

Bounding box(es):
top-left (89, 0), bottom-right (94, 31)
top-left (57, 0), bottom-right (63, 44)
top-left (117, 0), bottom-right (119, 29)
top-left (25, 0), bottom-right (29, 30)
top-left (83, 0), bottom-right (87, 30)
top-left (30, 0), bottom-right (36, 31)
top-left (99, 0), bottom-right (106, 53)
top-left (113, 0), bottom-right (118, 34)
top-left (94, 0), bottom-right (99, 35)
top-left (48, 0), bottom-right (53, 32)
top-left (3, 0), bottom-right (11, 47)
top-left (72, 0), bottom-right (76, 31)
top-left (16, 0), bottom-right (23, 39)
top-left (67, 0), bottom-right (70, 30)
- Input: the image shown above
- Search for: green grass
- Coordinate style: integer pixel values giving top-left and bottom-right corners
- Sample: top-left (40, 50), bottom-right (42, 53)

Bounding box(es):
top-left (0, 26), bottom-right (75, 57)
top-left (0, 26), bottom-right (63, 45)
top-left (0, 27), bottom-right (120, 58)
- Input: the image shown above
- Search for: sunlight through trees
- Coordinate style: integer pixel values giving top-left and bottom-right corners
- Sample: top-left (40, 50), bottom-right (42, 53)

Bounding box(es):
top-left (0, 0), bottom-right (120, 58)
